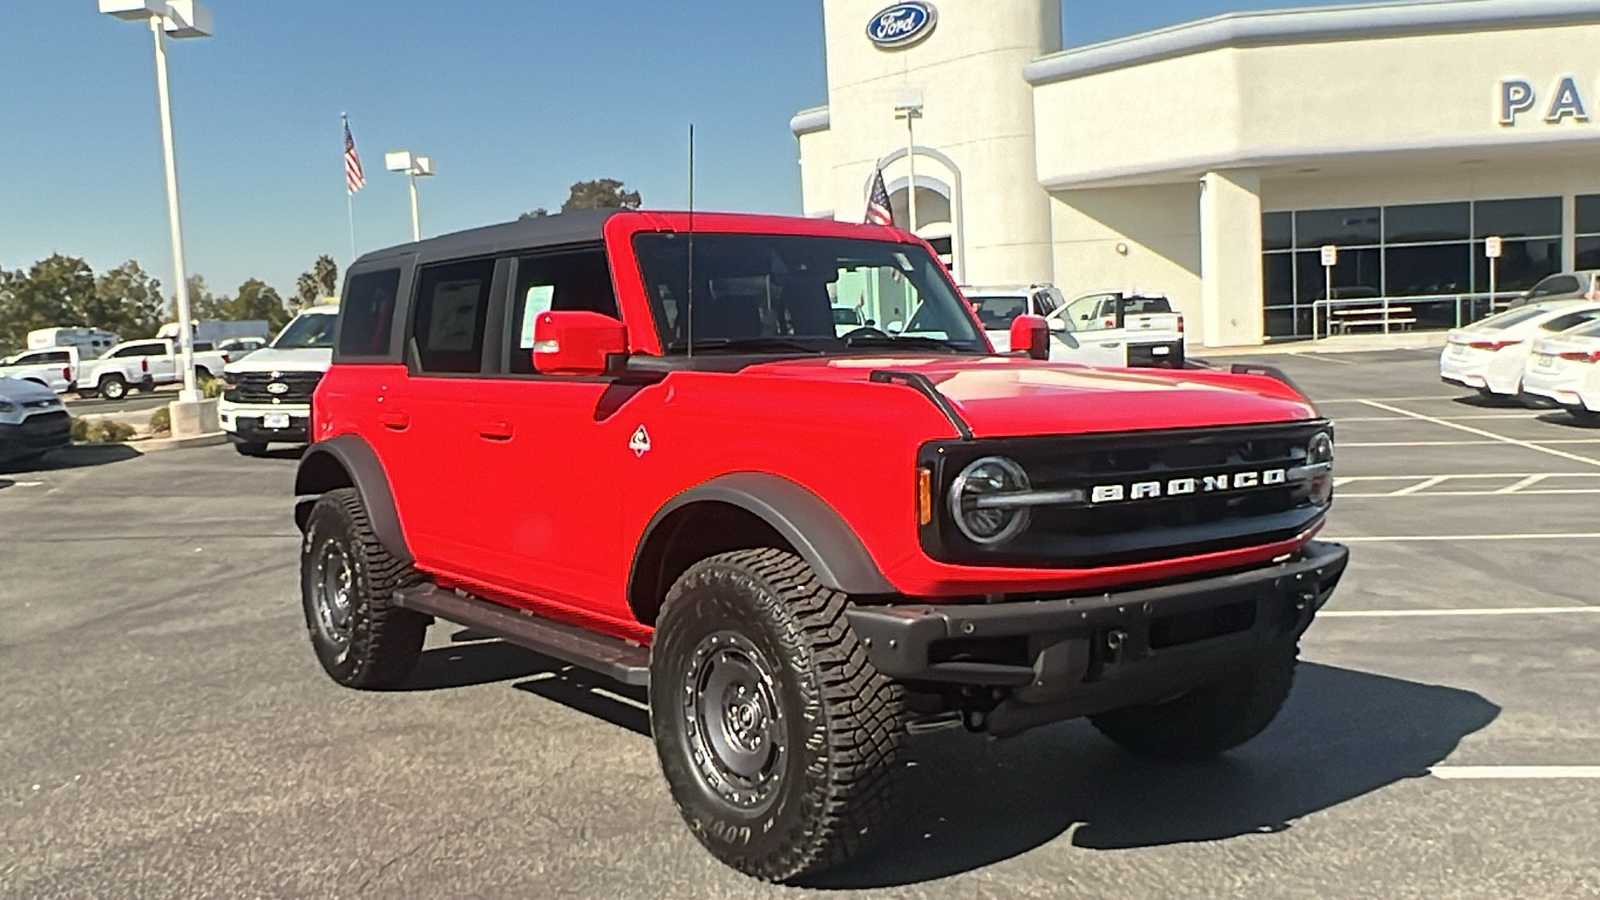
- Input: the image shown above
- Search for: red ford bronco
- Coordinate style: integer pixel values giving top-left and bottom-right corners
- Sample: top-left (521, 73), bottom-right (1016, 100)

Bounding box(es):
top-left (294, 209), bottom-right (1345, 882)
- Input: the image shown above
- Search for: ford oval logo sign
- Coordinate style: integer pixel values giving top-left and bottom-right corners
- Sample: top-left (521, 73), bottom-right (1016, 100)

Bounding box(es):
top-left (867, 2), bottom-right (937, 50)
top-left (267, 381), bottom-right (289, 395)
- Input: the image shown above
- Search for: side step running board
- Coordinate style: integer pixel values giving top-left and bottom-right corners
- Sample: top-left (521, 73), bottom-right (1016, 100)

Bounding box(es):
top-left (395, 584), bottom-right (651, 686)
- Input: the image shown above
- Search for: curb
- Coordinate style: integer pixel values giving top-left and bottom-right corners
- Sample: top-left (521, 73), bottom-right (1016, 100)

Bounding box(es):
top-left (127, 432), bottom-right (229, 452)
top-left (1190, 334), bottom-right (1448, 358)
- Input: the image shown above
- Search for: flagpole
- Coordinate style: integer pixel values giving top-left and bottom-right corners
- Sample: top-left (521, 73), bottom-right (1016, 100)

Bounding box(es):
top-left (343, 113), bottom-right (357, 263)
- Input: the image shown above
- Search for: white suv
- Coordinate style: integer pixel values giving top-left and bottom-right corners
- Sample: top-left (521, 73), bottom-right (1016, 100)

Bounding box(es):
top-left (218, 306), bottom-right (336, 456)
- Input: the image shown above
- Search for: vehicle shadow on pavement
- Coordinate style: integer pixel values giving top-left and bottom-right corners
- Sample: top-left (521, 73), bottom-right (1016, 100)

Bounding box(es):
top-left (1537, 411), bottom-right (1600, 428)
top-left (403, 637), bottom-right (651, 736)
top-left (811, 663), bottom-right (1499, 889)
top-left (0, 444), bottom-right (141, 474)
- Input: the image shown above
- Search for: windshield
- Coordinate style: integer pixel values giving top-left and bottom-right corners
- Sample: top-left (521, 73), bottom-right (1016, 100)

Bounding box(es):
top-left (633, 234), bottom-right (984, 354)
top-left (968, 296), bottom-right (1029, 331)
top-left (271, 312), bottom-right (336, 350)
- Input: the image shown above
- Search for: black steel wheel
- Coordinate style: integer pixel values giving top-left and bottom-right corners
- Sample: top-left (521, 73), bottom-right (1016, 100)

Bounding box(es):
top-left (299, 487), bottom-right (428, 688)
top-left (649, 548), bottom-right (907, 883)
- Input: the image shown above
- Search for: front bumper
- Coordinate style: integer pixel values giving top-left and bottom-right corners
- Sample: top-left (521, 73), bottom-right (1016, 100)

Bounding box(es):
top-left (846, 540), bottom-right (1348, 736)
top-left (0, 411), bottom-right (72, 462)
top-left (219, 401), bottom-right (310, 444)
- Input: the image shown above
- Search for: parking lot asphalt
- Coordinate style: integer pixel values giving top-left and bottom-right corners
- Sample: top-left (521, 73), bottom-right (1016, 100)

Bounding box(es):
top-left (3, 349), bottom-right (1598, 899)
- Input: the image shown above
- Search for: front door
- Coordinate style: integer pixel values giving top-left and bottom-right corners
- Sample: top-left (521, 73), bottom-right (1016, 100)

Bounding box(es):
top-left (468, 246), bottom-right (633, 622)
top-left (1057, 292), bottom-right (1129, 366)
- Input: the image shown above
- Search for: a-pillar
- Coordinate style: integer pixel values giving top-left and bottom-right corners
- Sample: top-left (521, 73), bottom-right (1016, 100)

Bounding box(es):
top-left (1199, 171), bottom-right (1265, 348)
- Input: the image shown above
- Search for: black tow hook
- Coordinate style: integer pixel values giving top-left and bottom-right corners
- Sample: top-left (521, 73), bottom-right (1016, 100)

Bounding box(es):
top-left (1104, 628), bottom-right (1129, 664)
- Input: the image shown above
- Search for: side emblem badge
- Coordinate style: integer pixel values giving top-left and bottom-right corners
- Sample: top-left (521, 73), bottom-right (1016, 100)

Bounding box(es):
top-left (629, 425), bottom-right (652, 458)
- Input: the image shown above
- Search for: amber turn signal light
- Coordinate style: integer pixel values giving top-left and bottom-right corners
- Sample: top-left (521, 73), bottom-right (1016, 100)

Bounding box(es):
top-left (917, 467), bottom-right (934, 525)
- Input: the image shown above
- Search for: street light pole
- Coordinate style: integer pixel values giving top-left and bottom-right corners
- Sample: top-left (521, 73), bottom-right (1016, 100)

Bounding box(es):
top-left (149, 14), bottom-right (198, 401)
top-left (894, 104), bottom-right (922, 234)
top-left (385, 150), bottom-right (435, 242)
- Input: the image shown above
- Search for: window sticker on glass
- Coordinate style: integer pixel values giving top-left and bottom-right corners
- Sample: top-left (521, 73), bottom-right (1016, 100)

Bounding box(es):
top-left (429, 280), bottom-right (482, 352)
top-left (520, 285), bottom-right (556, 349)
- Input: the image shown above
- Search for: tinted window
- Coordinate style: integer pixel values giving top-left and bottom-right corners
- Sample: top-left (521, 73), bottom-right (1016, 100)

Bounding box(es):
top-left (1295, 207), bottom-right (1380, 247)
top-left (1262, 212), bottom-right (1292, 251)
top-left (114, 343), bottom-right (163, 358)
top-left (338, 268), bottom-right (403, 358)
top-left (1578, 195), bottom-right (1600, 234)
top-left (1122, 297), bottom-right (1172, 315)
top-left (1529, 275), bottom-right (1581, 298)
top-left (1385, 244), bottom-right (1471, 296)
top-left (1541, 310), bottom-right (1600, 332)
top-left (193, 342), bottom-right (214, 352)
top-left (507, 248), bottom-right (618, 374)
top-left (971, 296), bottom-right (1027, 330)
top-left (1475, 197), bottom-right (1560, 238)
top-left (1385, 202), bottom-right (1469, 243)
top-left (273, 313), bottom-right (337, 350)
top-left (411, 259), bottom-right (495, 374)
top-left (1263, 254), bottom-right (1294, 305)
top-left (1472, 307), bottom-right (1546, 329)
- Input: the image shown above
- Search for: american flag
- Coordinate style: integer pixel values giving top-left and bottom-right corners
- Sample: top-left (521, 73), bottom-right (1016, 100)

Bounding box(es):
top-left (865, 166), bottom-right (894, 227)
top-left (344, 116), bottom-right (366, 195)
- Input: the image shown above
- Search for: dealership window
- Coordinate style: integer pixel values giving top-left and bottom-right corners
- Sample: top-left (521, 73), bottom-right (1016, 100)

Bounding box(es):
top-left (1261, 197), bottom-right (1562, 338)
top-left (1575, 195), bottom-right (1600, 270)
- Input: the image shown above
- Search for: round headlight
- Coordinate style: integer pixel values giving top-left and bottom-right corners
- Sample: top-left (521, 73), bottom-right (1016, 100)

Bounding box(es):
top-left (947, 456), bottom-right (1031, 545)
top-left (1307, 431), bottom-right (1334, 505)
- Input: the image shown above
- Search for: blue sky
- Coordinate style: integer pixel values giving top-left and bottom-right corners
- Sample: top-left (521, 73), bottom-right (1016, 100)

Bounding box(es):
top-left (0, 0), bottom-right (1363, 300)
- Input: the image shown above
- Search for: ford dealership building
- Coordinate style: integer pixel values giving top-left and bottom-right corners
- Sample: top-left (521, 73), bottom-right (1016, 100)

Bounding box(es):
top-left (791, 0), bottom-right (1600, 346)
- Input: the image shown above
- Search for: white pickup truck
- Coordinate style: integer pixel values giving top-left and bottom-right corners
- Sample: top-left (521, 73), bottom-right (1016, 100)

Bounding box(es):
top-left (76, 338), bottom-right (229, 401)
top-left (966, 284), bottom-right (1187, 368)
top-left (0, 346), bottom-right (82, 394)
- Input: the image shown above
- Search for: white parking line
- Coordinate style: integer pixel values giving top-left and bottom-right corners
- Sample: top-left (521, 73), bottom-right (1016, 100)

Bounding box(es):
top-left (1321, 606), bottom-right (1600, 618)
top-left (1329, 533), bottom-right (1600, 541)
top-left (1391, 476), bottom-right (1448, 496)
top-left (1333, 472), bottom-right (1600, 497)
top-left (1430, 766), bottom-right (1600, 780)
top-left (1341, 440), bottom-right (1600, 447)
top-left (1359, 400), bottom-right (1600, 467)
top-left (1334, 414), bottom-right (1540, 422)
top-left (1320, 396), bottom-right (1464, 403)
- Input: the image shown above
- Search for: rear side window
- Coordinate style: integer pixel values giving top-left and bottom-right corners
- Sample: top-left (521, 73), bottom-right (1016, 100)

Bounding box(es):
top-left (411, 259), bottom-right (495, 374)
top-left (1541, 309), bottom-right (1600, 332)
top-left (1529, 275), bottom-right (1581, 299)
top-left (338, 268), bottom-right (403, 358)
top-left (1123, 296), bottom-right (1173, 315)
top-left (507, 248), bottom-right (618, 374)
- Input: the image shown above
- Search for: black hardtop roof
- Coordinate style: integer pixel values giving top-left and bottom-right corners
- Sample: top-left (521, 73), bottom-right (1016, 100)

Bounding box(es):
top-left (351, 208), bottom-right (622, 268)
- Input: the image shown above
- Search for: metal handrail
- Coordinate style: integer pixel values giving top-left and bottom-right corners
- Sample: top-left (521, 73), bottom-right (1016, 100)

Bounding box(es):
top-left (1308, 292), bottom-right (1524, 340)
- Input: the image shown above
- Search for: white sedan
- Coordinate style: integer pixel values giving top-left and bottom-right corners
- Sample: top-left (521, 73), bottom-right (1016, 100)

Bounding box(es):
top-left (1440, 301), bottom-right (1600, 398)
top-left (1521, 318), bottom-right (1600, 420)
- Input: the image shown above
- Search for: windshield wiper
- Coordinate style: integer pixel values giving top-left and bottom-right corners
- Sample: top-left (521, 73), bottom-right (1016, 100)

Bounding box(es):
top-left (666, 337), bottom-right (829, 355)
top-left (843, 334), bottom-right (966, 352)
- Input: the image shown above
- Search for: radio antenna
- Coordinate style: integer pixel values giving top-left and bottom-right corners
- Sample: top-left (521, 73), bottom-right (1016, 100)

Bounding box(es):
top-left (686, 123), bottom-right (696, 359)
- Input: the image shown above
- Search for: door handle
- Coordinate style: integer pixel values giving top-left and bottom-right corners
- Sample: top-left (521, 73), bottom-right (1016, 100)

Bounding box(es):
top-left (379, 410), bottom-right (410, 431)
top-left (478, 421), bottom-right (513, 441)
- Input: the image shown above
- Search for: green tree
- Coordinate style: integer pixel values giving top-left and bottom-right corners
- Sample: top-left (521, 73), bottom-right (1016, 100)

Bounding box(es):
top-left (90, 261), bottom-right (165, 340)
top-left (180, 274), bottom-right (228, 322)
top-left (518, 207), bottom-right (550, 220)
top-left (561, 179), bottom-right (641, 212)
top-left (228, 278), bottom-right (290, 331)
top-left (0, 254), bottom-right (95, 350)
top-left (293, 255), bottom-right (339, 312)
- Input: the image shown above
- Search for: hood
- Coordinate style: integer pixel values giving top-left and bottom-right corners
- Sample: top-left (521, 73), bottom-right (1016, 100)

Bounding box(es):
top-left (0, 375), bottom-right (61, 404)
top-left (223, 346), bottom-right (332, 376)
top-left (743, 356), bottom-right (1317, 438)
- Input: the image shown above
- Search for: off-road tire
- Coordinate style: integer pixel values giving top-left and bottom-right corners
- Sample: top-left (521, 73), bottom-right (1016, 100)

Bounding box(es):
top-left (1089, 644), bottom-right (1299, 760)
top-left (235, 441), bottom-right (269, 457)
top-left (98, 375), bottom-right (127, 401)
top-left (300, 487), bottom-right (428, 689)
top-left (649, 548), bottom-right (907, 884)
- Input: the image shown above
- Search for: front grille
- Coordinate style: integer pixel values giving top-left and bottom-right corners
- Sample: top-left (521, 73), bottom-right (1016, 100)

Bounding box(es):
top-left (231, 371), bottom-right (323, 404)
top-left (920, 421), bottom-right (1330, 568)
top-left (20, 410), bottom-right (70, 446)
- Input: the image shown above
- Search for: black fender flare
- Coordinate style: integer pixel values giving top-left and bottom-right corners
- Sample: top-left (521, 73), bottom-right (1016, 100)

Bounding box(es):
top-left (293, 434), bottom-right (413, 565)
top-left (630, 472), bottom-right (896, 604)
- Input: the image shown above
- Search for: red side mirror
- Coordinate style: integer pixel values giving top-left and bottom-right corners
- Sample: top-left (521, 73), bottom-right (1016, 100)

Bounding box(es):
top-left (533, 311), bottom-right (627, 375)
top-left (1009, 314), bottom-right (1051, 361)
